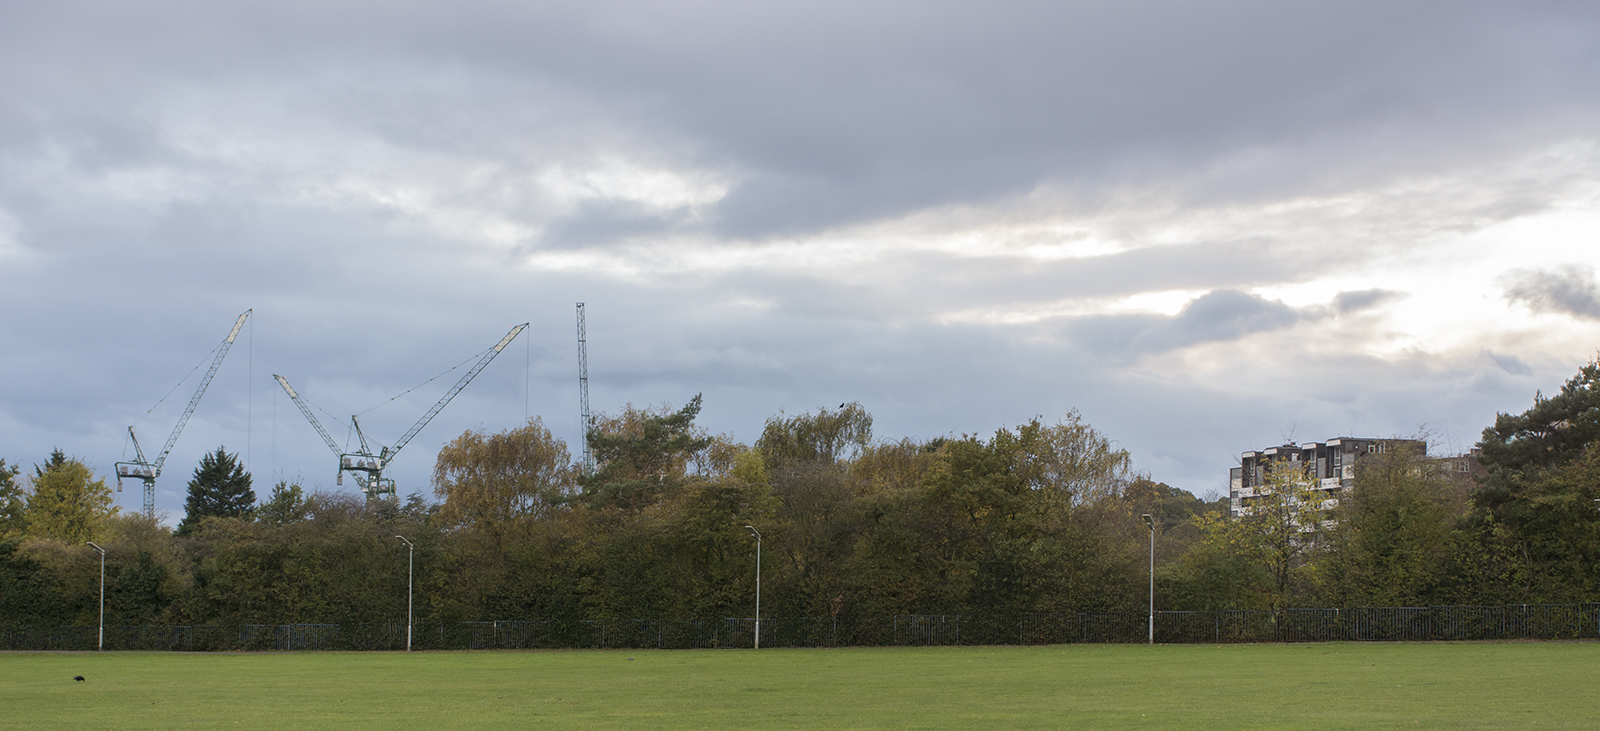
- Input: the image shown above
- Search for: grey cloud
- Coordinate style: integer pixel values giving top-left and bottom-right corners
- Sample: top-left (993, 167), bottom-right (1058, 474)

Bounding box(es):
top-left (1150, 289), bottom-right (1301, 349)
top-left (1483, 349), bottom-right (1533, 376)
top-left (5, 1), bottom-right (1600, 239)
top-left (1061, 289), bottom-right (1301, 359)
top-left (1502, 265), bottom-right (1600, 320)
top-left (531, 200), bottom-right (695, 251)
top-left (1334, 288), bottom-right (1402, 314)
top-left (843, 240), bottom-right (1318, 319)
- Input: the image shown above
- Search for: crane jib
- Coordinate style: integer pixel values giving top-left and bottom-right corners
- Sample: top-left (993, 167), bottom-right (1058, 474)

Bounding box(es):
top-left (388, 322), bottom-right (528, 457)
top-left (157, 309), bottom-right (251, 471)
top-left (274, 322), bottom-right (528, 499)
top-left (493, 324), bottom-right (527, 352)
top-left (115, 309), bottom-right (253, 519)
top-left (272, 374), bottom-right (343, 457)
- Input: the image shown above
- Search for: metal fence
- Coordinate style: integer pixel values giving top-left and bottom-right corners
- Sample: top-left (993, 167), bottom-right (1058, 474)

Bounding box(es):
top-left (6, 603), bottom-right (1597, 651)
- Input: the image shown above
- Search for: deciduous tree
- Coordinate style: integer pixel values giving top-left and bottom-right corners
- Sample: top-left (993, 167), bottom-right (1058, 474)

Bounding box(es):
top-left (433, 418), bottom-right (574, 530)
top-left (757, 403), bottom-right (872, 474)
top-left (25, 450), bottom-right (115, 543)
top-left (1320, 444), bottom-right (1464, 606)
top-left (921, 413), bottom-right (1140, 614)
top-left (0, 458), bottom-right (24, 538)
top-left (257, 481), bottom-right (311, 525)
top-left (1186, 465), bottom-right (1327, 609)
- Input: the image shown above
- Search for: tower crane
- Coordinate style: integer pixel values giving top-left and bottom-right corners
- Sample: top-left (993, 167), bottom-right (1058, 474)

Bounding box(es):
top-left (116, 309), bottom-right (252, 518)
top-left (577, 303), bottom-right (593, 475)
top-left (274, 322), bottom-right (528, 500)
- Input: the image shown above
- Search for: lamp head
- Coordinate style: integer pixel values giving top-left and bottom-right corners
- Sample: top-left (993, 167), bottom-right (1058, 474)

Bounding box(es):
top-left (1141, 514), bottom-right (1155, 530)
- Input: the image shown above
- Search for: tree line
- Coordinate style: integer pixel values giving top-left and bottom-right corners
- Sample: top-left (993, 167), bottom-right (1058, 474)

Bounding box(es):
top-left (5, 357), bottom-right (1600, 629)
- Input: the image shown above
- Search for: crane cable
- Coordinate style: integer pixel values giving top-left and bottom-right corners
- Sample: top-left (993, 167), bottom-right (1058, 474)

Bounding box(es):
top-left (351, 348), bottom-right (488, 419)
top-left (123, 339), bottom-right (227, 461)
top-left (132, 342), bottom-right (224, 428)
top-left (290, 342), bottom-right (498, 454)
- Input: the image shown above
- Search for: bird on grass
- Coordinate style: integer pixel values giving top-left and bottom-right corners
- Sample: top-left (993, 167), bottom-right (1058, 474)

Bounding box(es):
top-left (73, 676), bottom-right (85, 682)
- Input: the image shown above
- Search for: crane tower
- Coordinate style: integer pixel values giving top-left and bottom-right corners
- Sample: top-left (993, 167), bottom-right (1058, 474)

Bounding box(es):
top-left (577, 303), bottom-right (593, 475)
top-left (116, 309), bottom-right (252, 518)
top-left (275, 323), bottom-right (527, 500)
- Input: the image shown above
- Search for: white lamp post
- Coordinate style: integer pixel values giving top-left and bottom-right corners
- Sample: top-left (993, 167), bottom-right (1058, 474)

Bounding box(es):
top-left (395, 536), bottom-right (414, 652)
top-left (86, 542), bottom-right (106, 651)
top-left (1140, 514), bottom-right (1155, 645)
top-left (746, 525), bottom-right (761, 650)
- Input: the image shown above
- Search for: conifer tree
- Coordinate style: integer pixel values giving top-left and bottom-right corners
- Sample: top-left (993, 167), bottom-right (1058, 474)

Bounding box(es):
top-left (1478, 356), bottom-right (1600, 509)
top-left (177, 447), bottom-right (254, 536)
top-left (580, 395), bottom-right (712, 511)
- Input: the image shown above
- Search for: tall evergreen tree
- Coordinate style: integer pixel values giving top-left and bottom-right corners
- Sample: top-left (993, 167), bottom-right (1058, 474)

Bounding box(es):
top-left (1477, 356), bottom-right (1600, 510)
top-left (177, 447), bottom-right (254, 536)
top-left (580, 395), bottom-right (712, 511)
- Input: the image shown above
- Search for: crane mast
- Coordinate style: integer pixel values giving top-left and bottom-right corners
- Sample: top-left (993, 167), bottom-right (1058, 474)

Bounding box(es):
top-left (577, 303), bottom-right (593, 475)
top-left (117, 309), bottom-right (252, 519)
top-left (276, 323), bottom-right (528, 500)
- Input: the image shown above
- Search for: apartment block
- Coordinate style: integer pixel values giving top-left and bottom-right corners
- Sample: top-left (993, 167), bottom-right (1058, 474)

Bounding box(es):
top-left (1228, 437), bottom-right (1431, 519)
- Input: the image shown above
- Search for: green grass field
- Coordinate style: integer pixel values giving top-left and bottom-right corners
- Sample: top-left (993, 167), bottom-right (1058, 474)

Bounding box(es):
top-left (5, 642), bottom-right (1596, 730)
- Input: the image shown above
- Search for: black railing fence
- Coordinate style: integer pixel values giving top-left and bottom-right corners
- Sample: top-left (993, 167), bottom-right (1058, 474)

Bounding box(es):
top-left (7, 604), bottom-right (1598, 651)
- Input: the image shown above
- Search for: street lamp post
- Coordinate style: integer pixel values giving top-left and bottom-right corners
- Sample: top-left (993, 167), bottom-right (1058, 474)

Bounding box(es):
top-left (1141, 514), bottom-right (1155, 645)
top-left (86, 542), bottom-right (106, 651)
top-left (395, 536), bottom-right (414, 652)
top-left (746, 525), bottom-right (761, 650)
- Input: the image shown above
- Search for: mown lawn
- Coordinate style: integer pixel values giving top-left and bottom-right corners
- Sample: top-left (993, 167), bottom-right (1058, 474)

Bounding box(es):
top-left (5, 642), bottom-right (1594, 729)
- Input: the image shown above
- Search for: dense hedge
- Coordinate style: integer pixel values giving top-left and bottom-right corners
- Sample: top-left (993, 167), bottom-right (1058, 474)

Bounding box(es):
top-left (9, 603), bottom-right (1598, 651)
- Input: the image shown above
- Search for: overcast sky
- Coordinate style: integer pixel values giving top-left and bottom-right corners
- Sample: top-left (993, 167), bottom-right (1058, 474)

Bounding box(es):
top-left (4, 0), bottom-right (1600, 519)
